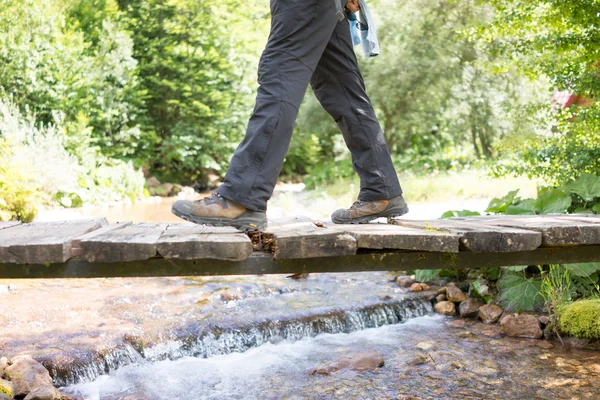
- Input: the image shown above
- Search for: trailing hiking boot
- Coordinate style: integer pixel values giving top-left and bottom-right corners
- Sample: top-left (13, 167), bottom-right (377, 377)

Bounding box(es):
top-left (171, 193), bottom-right (267, 231)
top-left (331, 195), bottom-right (409, 224)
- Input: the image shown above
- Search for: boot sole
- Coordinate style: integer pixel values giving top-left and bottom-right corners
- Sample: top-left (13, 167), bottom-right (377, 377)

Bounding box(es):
top-left (171, 208), bottom-right (267, 232)
top-left (331, 205), bottom-right (409, 225)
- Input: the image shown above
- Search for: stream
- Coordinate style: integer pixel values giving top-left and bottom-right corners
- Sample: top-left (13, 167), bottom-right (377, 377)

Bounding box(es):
top-left (13, 187), bottom-right (599, 399)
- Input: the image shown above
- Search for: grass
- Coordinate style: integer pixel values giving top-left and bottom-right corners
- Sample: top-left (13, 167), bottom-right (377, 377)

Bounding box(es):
top-left (321, 169), bottom-right (541, 204)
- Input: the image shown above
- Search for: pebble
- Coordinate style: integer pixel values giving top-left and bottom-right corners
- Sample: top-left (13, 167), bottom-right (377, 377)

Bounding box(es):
top-left (406, 356), bottom-right (429, 366)
top-left (448, 320), bottom-right (466, 328)
top-left (416, 342), bottom-right (433, 351)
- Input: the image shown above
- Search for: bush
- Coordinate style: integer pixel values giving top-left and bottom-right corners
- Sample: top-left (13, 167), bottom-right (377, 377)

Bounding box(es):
top-left (558, 300), bottom-right (600, 340)
top-left (0, 139), bottom-right (39, 222)
top-left (0, 98), bottom-right (145, 212)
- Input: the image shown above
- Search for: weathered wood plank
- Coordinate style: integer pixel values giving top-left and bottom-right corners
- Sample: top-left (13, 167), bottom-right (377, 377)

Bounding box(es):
top-left (331, 223), bottom-right (460, 252)
top-left (3, 245), bottom-right (600, 278)
top-left (264, 219), bottom-right (357, 259)
top-left (0, 219), bottom-right (107, 264)
top-left (456, 215), bottom-right (600, 246)
top-left (71, 222), bottom-right (133, 257)
top-left (0, 222), bottom-right (20, 231)
top-left (77, 222), bottom-right (168, 262)
top-left (391, 219), bottom-right (542, 253)
top-left (156, 223), bottom-right (253, 261)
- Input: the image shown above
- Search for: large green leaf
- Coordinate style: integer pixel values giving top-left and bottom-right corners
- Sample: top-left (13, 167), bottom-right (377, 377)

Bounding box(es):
top-left (563, 262), bottom-right (600, 277)
top-left (485, 189), bottom-right (520, 214)
top-left (593, 203), bottom-right (600, 214)
top-left (440, 209), bottom-right (481, 219)
top-left (563, 173), bottom-right (600, 202)
top-left (534, 189), bottom-right (572, 214)
top-left (497, 271), bottom-right (543, 312)
top-left (506, 198), bottom-right (536, 215)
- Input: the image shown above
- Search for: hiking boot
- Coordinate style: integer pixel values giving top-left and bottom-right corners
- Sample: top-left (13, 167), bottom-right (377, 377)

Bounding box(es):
top-left (171, 193), bottom-right (267, 231)
top-left (331, 195), bottom-right (409, 224)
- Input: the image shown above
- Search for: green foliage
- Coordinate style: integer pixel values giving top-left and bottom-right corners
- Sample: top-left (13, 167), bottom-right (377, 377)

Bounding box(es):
top-left (485, 189), bottom-right (519, 213)
top-left (490, 174), bottom-right (600, 216)
top-left (471, 280), bottom-right (491, 303)
top-left (0, 98), bottom-right (145, 209)
top-left (480, 1), bottom-right (600, 184)
top-left (0, 139), bottom-right (38, 222)
top-left (415, 269), bottom-right (440, 283)
top-left (505, 265), bottom-right (528, 272)
top-left (505, 189), bottom-right (572, 215)
top-left (558, 300), bottom-right (600, 340)
top-left (440, 209), bottom-right (481, 218)
top-left (119, 0), bottom-right (268, 184)
top-left (564, 173), bottom-right (600, 202)
top-left (563, 263), bottom-right (600, 278)
top-left (497, 270), bottom-right (544, 312)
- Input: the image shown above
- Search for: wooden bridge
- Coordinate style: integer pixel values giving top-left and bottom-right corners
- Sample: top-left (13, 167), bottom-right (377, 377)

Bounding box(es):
top-left (1, 215), bottom-right (600, 278)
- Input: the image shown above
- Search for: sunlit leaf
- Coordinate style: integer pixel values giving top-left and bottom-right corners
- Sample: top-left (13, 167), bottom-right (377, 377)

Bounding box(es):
top-left (563, 262), bottom-right (600, 277)
top-left (563, 173), bottom-right (600, 202)
top-left (440, 209), bottom-right (481, 219)
top-left (506, 198), bottom-right (536, 215)
top-left (415, 269), bottom-right (440, 283)
top-left (485, 189), bottom-right (520, 213)
top-left (534, 189), bottom-right (572, 214)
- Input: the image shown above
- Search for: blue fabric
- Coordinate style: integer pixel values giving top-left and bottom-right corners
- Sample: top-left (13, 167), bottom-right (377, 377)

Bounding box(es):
top-left (346, 0), bottom-right (379, 57)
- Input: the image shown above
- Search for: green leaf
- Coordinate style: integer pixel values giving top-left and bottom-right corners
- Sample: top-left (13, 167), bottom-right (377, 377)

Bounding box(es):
top-left (593, 203), bottom-right (600, 214)
top-left (534, 189), bottom-right (572, 214)
top-left (506, 199), bottom-right (536, 215)
top-left (472, 281), bottom-right (491, 303)
top-left (415, 269), bottom-right (440, 283)
top-left (563, 173), bottom-right (600, 202)
top-left (574, 207), bottom-right (594, 214)
top-left (440, 209), bottom-right (481, 219)
top-left (485, 267), bottom-right (502, 280)
top-left (505, 265), bottom-right (528, 271)
top-left (497, 271), bottom-right (543, 312)
top-left (485, 189), bottom-right (520, 214)
top-left (563, 262), bottom-right (600, 277)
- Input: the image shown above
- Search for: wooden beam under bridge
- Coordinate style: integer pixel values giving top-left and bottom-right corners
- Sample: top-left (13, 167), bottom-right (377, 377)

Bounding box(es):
top-left (1, 214), bottom-right (600, 279)
top-left (1, 245), bottom-right (600, 279)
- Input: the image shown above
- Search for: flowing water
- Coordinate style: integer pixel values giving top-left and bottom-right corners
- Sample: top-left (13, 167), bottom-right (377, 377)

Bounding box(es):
top-left (64, 315), bottom-right (600, 400)
top-left (24, 187), bottom-right (600, 399)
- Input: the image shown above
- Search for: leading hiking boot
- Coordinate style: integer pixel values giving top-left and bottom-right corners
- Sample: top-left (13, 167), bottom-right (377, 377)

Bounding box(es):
top-left (331, 195), bottom-right (409, 224)
top-left (171, 193), bottom-right (267, 231)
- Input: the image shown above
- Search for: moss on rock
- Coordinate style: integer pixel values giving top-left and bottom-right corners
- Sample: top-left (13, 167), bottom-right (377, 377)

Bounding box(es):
top-left (0, 379), bottom-right (13, 397)
top-left (558, 299), bottom-right (600, 340)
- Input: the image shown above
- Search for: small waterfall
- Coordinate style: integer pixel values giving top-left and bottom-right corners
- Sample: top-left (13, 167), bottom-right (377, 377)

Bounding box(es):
top-left (55, 297), bottom-right (432, 387)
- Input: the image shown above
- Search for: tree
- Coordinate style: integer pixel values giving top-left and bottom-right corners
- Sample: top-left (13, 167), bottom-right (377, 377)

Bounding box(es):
top-left (480, 0), bottom-right (600, 184)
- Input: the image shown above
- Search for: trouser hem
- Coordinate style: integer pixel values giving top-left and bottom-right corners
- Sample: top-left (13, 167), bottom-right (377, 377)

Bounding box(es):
top-left (216, 186), bottom-right (266, 212)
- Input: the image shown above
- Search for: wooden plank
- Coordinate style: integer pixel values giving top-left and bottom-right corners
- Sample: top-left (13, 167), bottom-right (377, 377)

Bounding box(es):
top-left (456, 215), bottom-right (600, 246)
top-left (3, 245), bottom-right (600, 278)
top-left (391, 219), bottom-right (542, 253)
top-left (331, 223), bottom-right (460, 252)
top-left (77, 222), bottom-right (168, 262)
top-left (0, 222), bottom-right (20, 231)
top-left (156, 223), bottom-right (253, 262)
top-left (0, 219), bottom-right (107, 264)
top-left (71, 222), bottom-right (133, 257)
top-left (264, 219), bottom-right (356, 259)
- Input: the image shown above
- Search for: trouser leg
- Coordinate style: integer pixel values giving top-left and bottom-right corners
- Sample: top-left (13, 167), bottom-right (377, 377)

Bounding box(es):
top-left (217, 0), bottom-right (339, 212)
top-left (309, 18), bottom-right (402, 201)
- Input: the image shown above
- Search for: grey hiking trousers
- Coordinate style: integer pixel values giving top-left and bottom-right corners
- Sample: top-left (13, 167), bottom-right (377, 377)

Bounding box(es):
top-left (217, 0), bottom-right (402, 212)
